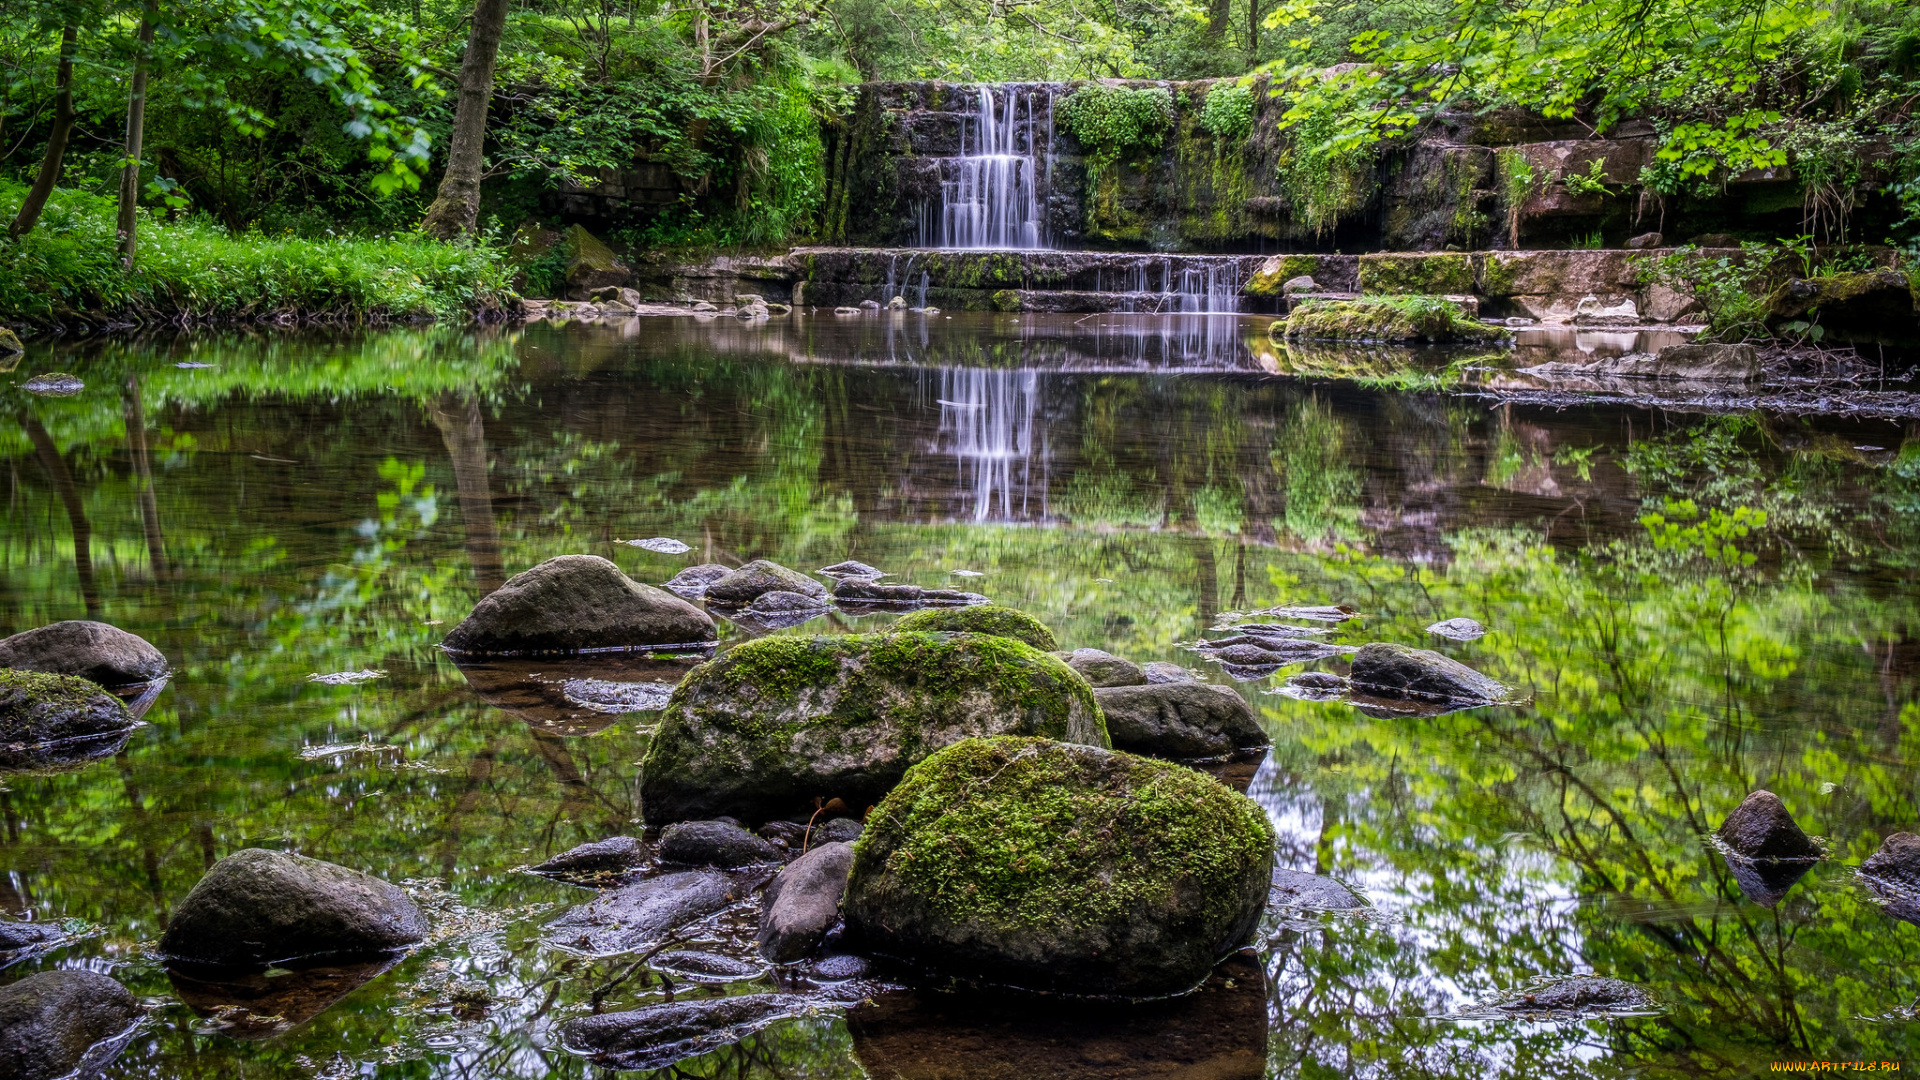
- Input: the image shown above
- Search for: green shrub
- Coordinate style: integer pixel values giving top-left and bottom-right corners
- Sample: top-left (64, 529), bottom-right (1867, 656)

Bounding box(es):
top-left (1631, 244), bottom-right (1776, 341)
top-left (1059, 85), bottom-right (1175, 168)
top-left (1198, 83), bottom-right (1254, 141)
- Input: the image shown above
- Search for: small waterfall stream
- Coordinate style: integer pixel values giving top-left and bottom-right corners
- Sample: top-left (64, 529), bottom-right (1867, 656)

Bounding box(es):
top-left (921, 86), bottom-right (1052, 250)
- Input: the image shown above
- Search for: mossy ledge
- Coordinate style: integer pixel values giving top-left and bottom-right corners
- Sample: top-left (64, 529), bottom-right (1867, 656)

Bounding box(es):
top-left (1275, 296), bottom-right (1511, 345)
top-left (845, 735), bottom-right (1275, 998)
top-left (891, 605), bottom-right (1059, 652)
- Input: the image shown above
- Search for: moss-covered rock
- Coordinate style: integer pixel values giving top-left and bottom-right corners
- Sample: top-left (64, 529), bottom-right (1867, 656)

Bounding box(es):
top-left (845, 735), bottom-right (1274, 998)
top-left (1276, 297), bottom-right (1509, 344)
top-left (1244, 255), bottom-right (1322, 297)
top-left (0, 327), bottom-right (24, 358)
top-left (892, 605), bottom-right (1057, 651)
top-left (639, 633), bottom-right (1108, 824)
top-left (1358, 252), bottom-right (1475, 294)
top-left (563, 225), bottom-right (630, 300)
top-left (0, 669), bottom-right (136, 747)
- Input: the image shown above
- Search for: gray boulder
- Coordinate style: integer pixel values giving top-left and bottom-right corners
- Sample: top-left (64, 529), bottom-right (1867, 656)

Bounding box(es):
top-left (758, 841), bottom-right (854, 963)
top-left (845, 736), bottom-right (1274, 998)
top-left (1269, 866), bottom-right (1365, 911)
top-left (545, 870), bottom-right (741, 956)
top-left (0, 669), bottom-right (136, 747)
top-left (0, 917), bottom-right (68, 952)
top-left (1143, 662), bottom-right (1196, 684)
top-left (0, 970), bottom-right (141, 1080)
top-left (1093, 683), bottom-right (1267, 759)
top-left (1061, 649), bottom-right (1146, 687)
top-left (702, 560), bottom-right (827, 605)
top-left (1714, 790), bottom-right (1820, 862)
top-left (639, 632), bottom-right (1108, 824)
top-left (560, 994), bottom-right (810, 1071)
top-left (661, 564), bottom-right (732, 600)
top-left (1348, 642), bottom-right (1510, 703)
top-left (813, 817), bottom-right (863, 845)
top-left (0, 621), bottom-right (167, 688)
top-left (159, 849), bottom-right (428, 966)
top-left (529, 836), bottom-right (648, 879)
top-left (1863, 832), bottom-right (1920, 892)
top-left (658, 821), bottom-right (783, 867)
top-left (443, 555), bottom-right (715, 654)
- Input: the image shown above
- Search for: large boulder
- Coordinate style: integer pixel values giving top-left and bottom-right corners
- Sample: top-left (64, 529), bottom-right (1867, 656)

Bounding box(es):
top-left (758, 841), bottom-right (854, 963)
top-left (893, 606), bottom-right (1057, 651)
top-left (560, 994), bottom-right (812, 1072)
top-left (1347, 642), bottom-right (1510, 704)
top-left (160, 849), bottom-right (428, 966)
top-left (845, 736), bottom-right (1275, 999)
top-left (545, 870), bottom-right (741, 957)
top-left (701, 560), bottom-right (827, 605)
top-left (0, 970), bottom-right (141, 1080)
top-left (0, 669), bottom-right (137, 753)
top-left (1714, 790), bottom-right (1820, 863)
top-left (442, 555), bottom-right (715, 655)
top-left (0, 621), bottom-right (167, 688)
top-left (639, 633), bottom-right (1108, 824)
top-left (1094, 683), bottom-right (1267, 759)
top-left (563, 225), bottom-right (631, 299)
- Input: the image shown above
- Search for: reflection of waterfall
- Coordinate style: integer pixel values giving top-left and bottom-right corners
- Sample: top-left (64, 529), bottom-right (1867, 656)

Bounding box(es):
top-left (936, 368), bottom-right (1041, 521)
top-left (922, 86), bottom-right (1051, 250)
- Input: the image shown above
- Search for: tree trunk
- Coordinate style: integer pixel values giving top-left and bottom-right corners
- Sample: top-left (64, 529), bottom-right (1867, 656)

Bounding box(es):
top-left (419, 0), bottom-right (512, 239)
top-left (8, 24), bottom-right (79, 238)
top-left (428, 392), bottom-right (504, 593)
top-left (117, 8), bottom-right (159, 266)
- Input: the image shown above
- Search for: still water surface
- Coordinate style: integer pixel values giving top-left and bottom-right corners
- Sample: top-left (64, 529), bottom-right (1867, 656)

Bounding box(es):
top-left (4, 313), bottom-right (1920, 1078)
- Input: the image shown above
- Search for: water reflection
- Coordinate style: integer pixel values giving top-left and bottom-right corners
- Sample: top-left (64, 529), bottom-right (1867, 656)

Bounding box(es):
top-left (934, 368), bottom-right (1041, 521)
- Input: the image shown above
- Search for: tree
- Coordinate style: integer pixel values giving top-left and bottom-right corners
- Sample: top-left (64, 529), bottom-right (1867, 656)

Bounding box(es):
top-left (419, 0), bottom-right (510, 239)
top-left (116, 1), bottom-right (157, 265)
top-left (7, 22), bottom-right (77, 238)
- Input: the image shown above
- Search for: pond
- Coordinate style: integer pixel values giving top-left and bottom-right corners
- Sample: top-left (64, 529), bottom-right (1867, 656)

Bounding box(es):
top-left (4, 311), bottom-right (1920, 1078)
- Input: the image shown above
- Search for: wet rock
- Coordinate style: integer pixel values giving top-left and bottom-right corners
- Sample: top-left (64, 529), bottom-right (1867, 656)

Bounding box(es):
top-left (659, 821), bottom-right (784, 867)
top-left (1714, 790), bottom-right (1820, 863)
top-left (560, 993), bottom-right (810, 1071)
top-left (1288, 671), bottom-right (1347, 691)
top-left (1492, 976), bottom-right (1654, 1014)
top-left (0, 969), bottom-right (141, 1080)
top-left (1094, 683), bottom-right (1267, 759)
top-left (561, 677), bottom-right (675, 713)
top-left (530, 836), bottom-right (648, 879)
top-left (703, 559), bottom-right (828, 605)
top-left (651, 950), bottom-right (769, 982)
top-left (845, 736), bottom-right (1273, 999)
top-left (545, 870), bottom-right (741, 956)
top-left (1425, 617), bottom-right (1487, 641)
top-left (1522, 344), bottom-right (1759, 381)
top-left (1060, 648), bottom-right (1146, 687)
top-left (1269, 866), bottom-right (1365, 911)
top-left (1863, 832), bottom-right (1920, 892)
top-left (1223, 622), bottom-right (1333, 639)
top-left (893, 605), bottom-right (1056, 651)
top-left (1348, 642), bottom-right (1511, 704)
top-left (0, 669), bottom-right (138, 769)
top-left (819, 560), bottom-right (886, 580)
top-left (1143, 661), bottom-right (1196, 684)
top-left (1624, 231), bottom-right (1663, 249)
top-left (0, 621), bottom-right (168, 689)
top-left (640, 633), bottom-right (1107, 824)
top-left (443, 555), bottom-right (715, 655)
top-left (20, 373), bottom-right (83, 397)
top-left (160, 849), bottom-right (427, 967)
top-left (760, 841), bottom-right (855, 963)
top-left (0, 916), bottom-right (67, 952)
top-left (1204, 640), bottom-right (1348, 668)
top-left (832, 578), bottom-right (983, 606)
top-left (758, 820), bottom-right (807, 848)
top-left (813, 817), bottom-right (864, 845)
top-left (168, 955), bottom-right (399, 1040)
top-left (662, 563), bottom-right (733, 599)
top-left (1573, 295), bottom-right (1641, 326)
top-left (807, 952), bottom-right (871, 981)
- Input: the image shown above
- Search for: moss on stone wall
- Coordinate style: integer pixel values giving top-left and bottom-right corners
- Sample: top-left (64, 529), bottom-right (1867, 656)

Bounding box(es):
top-left (1359, 253), bottom-right (1475, 294)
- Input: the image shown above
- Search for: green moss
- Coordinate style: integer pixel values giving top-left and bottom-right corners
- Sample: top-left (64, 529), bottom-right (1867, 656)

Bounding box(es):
top-left (0, 668), bottom-right (109, 709)
top-left (1359, 253), bottom-right (1475, 294)
top-left (990, 289), bottom-right (1022, 312)
top-left (892, 606), bottom-right (1058, 651)
top-left (853, 735), bottom-right (1273, 935)
top-left (1277, 296), bottom-right (1510, 344)
top-left (1246, 255), bottom-right (1322, 296)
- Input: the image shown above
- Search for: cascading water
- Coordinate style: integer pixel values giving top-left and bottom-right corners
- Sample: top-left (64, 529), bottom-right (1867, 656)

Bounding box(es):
top-left (936, 367), bottom-right (1042, 521)
top-left (922, 86), bottom-right (1051, 250)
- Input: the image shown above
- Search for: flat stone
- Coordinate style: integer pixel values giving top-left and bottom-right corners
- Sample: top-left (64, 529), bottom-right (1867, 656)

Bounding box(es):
top-left (0, 620), bottom-right (168, 688)
top-left (1094, 683), bottom-right (1268, 759)
top-left (545, 870), bottom-right (741, 956)
top-left (160, 848), bottom-right (429, 966)
top-left (1269, 866), bottom-right (1365, 911)
top-left (561, 994), bottom-right (811, 1071)
top-left (0, 970), bottom-right (141, 1080)
top-left (1348, 642), bottom-right (1510, 703)
top-left (1425, 617), bottom-right (1487, 641)
top-left (819, 560), bottom-right (886, 580)
top-left (1493, 976), bottom-right (1654, 1014)
top-left (650, 950), bottom-right (769, 982)
top-left (530, 836), bottom-right (648, 878)
top-left (759, 841), bottom-right (855, 963)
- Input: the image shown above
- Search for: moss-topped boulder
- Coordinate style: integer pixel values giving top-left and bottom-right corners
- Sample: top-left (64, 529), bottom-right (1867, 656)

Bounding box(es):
top-left (892, 605), bottom-right (1057, 651)
top-left (1276, 297), bottom-right (1509, 344)
top-left (845, 736), bottom-right (1274, 999)
top-left (443, 555), bottom-right (715, 655)
top-left (563, 225), bottom-right (630, 300)
top-left (639, 633), bottom-right (1108, 824)
top-left (0, 669), bottom-right (137, 748)
top-left (1245, 254), bottom-right (1323, 297)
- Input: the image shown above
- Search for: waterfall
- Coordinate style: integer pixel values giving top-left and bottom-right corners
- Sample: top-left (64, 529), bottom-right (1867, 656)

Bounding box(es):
top-left (925, 86), bottom-right (1050, 250)
top-left (937, 367), bottom-right (1041, 521)
top-left (1094, 257), bottom-right (1244, 314)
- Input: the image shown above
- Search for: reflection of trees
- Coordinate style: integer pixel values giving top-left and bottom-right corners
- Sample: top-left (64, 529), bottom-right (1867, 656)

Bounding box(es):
top-left (20, 414), bottom-right (97, 617)
top-left (429, 392), bottom-right (505, 593)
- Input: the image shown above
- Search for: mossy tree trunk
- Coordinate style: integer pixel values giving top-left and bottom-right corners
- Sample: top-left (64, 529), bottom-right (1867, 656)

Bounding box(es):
top-left (7, 24), bottom-right (78, 238)
top-left (116, 4), bottom-right (158, 266)
top-left (419, 0), bottom-right (510, 240)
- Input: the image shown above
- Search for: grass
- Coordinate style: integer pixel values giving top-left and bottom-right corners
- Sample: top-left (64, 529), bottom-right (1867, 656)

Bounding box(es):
top-left (0, 183), bottom-right (512, 328)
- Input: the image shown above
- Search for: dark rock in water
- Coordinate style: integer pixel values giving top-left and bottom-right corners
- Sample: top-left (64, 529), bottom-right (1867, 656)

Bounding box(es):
top-left (639, 633), bottom-right (1107, 824)
top-left (1094, 683), bottom-right (1267, 759)
top-left (760, 841), bottom-right (855, 963)
top-left (819, 560), bottom-right (886, 580)
top-left (733, 590), bottom-right (834, 630)
top-left (845, 736), bottom-right (1273, 999)
top-left (651, 950), bottom-right (769, 982)
top-left (1060, 648), bottom-right (1146, 687)
top-left (813, 817), bottom-right (864, 845)
top-left (454, 653), bottom-right (702, 736)
top-left (1492, 976), bottom-right (1655, 1014)
top-left (758, 821), bottom-right (807, 849)
top-left (659, 821), bottom-right (784, 867)
top-left (545, 870), bottom-right (740, 956)
top-left (530, 836), bottom-right (648, 879)
top-left (807, 952), bottom-right (871, 982)
top-left (1289, 671), bottom-right (1347, 691)
top-left (561, 993), bottom-right (811, 1071)
top-left (0, 916), bottom-right (67, 952)
top-left (1425, 617), bottom-right (1487, 641)
top-left (662, 563), bottom-right (733, 599)
top-left (1202, 639), bottom-right (1352, 668)
top-left (1721, 849), bottom-right (1815, 907)
top-left (833, 578), bottom-right (982, 607)
top-left (704, 560), bottom-right (828, 605)
top-left (847, 953), bottom-right (1265, 1080)
top-left (20, 373), bottom-right (84, 397)
top-left (0, 969), bottom-right (141, 1080)
top-left (168, 955), bottom-right (399, 1039)
top-left (1348, 642), bottom-right (1510, 703)
top-left (1715, 790), bottom-right (1820, 863)
top-left (1143, 661), bottom-right (1196, 684)
top-left (1218, 623), bottom-right (1332, 639)
top-left (1269, 866), bottom-right (1365, 911)
top-left (443, 555), bottom-right (715, 655)
top-left (160, 848), bottom-right (428, 966)
top-left (1862, 832), bottom-right (1920, 892)
top-left (0, 620), bottom-right (167, 689)
top-left (893, 606), bottom-right (1057, 651)
top-left (0, 670), bottom-right (138, 770)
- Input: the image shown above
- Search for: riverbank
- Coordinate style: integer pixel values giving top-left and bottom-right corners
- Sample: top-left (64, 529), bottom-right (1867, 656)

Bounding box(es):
top-left (0, 184), bottom-right (514, 333)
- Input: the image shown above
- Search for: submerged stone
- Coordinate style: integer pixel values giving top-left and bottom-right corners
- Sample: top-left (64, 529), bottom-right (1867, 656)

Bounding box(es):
top-left (703, 560), bottom-right (828, 605)
top-left (0, 969), bottom-right (141, 1080)
top-left (832, 578), bottom-right (983, 606)
top-left (545, 870), bottom-right (741, 957)
top-left (651, 950), bottom-right (768, 982)
top-left (893, 605), bottom-right (1057, 651)
top-left (560, 994), bottom-right (811, 1071)
top-left (160, 849), bottom-right (428, 967)
top-left (1268, 866), bottom-right (1366, 912)
top-left (1060, 648), bottom-right (1147, 687)
top-left (845, 736), bottom-right (1274, 999)
top-left (1348, 642), bottom-right (1511, 703)
top-left (1714, 790), bottom-right (1820, 863)
top-left (443, 555), bottom-right (715, 654)
top-left (0, 620), bottom-right (168, 689)
top-left (1094, 683), bottom-right (1268, 759)
top-left (1491, 976), bottom-right (1655, 1015)
top-left (639, 633), bottom-right (1107, 824)
top-left (759, 841), bottom-right (855, 964)
top-left (529, 836), bottom-right (648, 880)
top-left (658, 821), bottom-right (784, 868)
